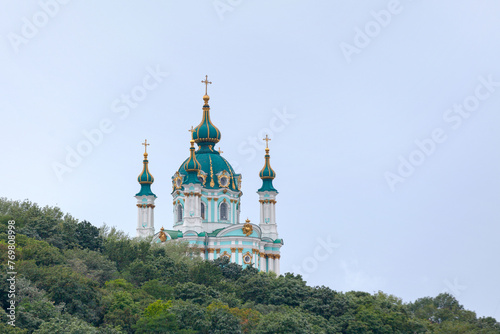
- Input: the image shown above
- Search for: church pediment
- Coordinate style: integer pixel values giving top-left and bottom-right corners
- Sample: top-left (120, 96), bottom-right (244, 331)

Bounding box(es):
top-left (217, 223), bottom-right (261, 238)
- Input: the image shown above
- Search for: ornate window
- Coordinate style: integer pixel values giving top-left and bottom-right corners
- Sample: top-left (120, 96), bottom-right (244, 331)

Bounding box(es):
top-left (243, 252), bottom-right (252, 264)
top-left (220, 202), bottom-right (229, 221)
top-left (201, 202), bottom-right (206, 219)
top-left (177, 204), bottom-right (183, 222)
top-left (221, 251), bottom-right (230, 260)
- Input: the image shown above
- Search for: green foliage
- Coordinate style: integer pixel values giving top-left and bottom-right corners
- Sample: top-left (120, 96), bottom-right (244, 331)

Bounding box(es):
top-left (253, 307), bottom-right (311, 334)
top-left (35, 265), bottom-right (102, 324)
top-left (169, 300), bottom-right (210, 332)
top-left (133, 300), bottom-right (196, 334)
top-left (1, 198), bottom-right (499, 334)
top-left (64, 248), bottom-right (117, 285)
top-left (101, 279), bottom-right (156, 333)
top-left (174, 282), bottom-right (221, 305)
top-left (206, 302), bottom-right (242, 334)
top-left (141, 279), bottom-right (174, 300)
top-left (33, 315), bottom-right (99, 334)
top-left (75, 220), bottom-right (103, 251)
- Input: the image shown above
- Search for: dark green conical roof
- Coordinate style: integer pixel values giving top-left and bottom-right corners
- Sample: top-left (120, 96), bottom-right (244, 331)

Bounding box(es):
top-left (192, 95), bottom-right (221, 144)
top-left (136, 152), bottom-right (156, 197)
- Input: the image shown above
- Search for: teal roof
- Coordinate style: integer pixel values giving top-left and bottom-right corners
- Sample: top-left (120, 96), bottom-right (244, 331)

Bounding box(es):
top-left (136, 153), bottom-right (156, 197)
top-left (166, 230), bottom-right (183, 240)
top-left (258, 148), bottom-right (277, 192)
top-left (192, 95), bottom-right (221, 144)
top-left (207, 228), bottom-right (225, 237)
top-left (258, 179), bottom-right (277, 192)
top-left (178, 145), bottom-right (241, 191)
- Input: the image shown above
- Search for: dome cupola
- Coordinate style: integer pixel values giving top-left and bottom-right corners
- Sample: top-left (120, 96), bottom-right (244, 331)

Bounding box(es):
top-left (192, 76), bottom-right (221, 145)
top-left (258, 135), bottom-right (277, 192)
top-left (136, 139), bottom-right (156, 197)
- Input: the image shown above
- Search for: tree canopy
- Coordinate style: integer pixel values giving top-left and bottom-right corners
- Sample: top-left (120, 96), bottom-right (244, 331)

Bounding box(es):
top-left (0, 198), bottom-right (498, 333)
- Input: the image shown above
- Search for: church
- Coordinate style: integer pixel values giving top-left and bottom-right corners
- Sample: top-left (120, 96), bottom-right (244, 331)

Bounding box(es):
top-left (134, 76), bottom-right (283, 274)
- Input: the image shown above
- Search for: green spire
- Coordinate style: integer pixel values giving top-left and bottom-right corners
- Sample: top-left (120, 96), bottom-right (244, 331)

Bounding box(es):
top-left (183, 140), bottom-right (202, 184)
top-left (258, 142), bottom-right (277, 192)
top-left (136, 140), bottom-right (156, 197)
top-left (192, 76), bottom-right (221, 145)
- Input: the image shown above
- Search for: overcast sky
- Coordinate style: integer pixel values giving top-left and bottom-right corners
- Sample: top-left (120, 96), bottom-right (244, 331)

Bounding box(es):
top-left (1, 0), bottom-right (499, 319)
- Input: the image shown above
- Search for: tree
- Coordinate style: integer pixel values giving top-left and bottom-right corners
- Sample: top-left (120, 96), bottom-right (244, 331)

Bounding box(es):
top-left (253, 308), bottom-right (311, 334)
top-left (75, 220), bottom-right (103, 251)
top-left (64, 248), bottom-right (117, 285)
top-left (133, 300), bottom-right (192, 334)
top-left (33, 315), bottom-right (99, 334)
top-left (36, 265), bottom-right (102, 324)
top-left (206, 302), bottom-right (242, 334)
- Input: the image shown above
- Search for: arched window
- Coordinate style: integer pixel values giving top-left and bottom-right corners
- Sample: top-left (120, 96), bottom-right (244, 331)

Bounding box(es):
top-left (220, 202), bottom-right (229, 221)
top-left (201, 202), bottom-right (206, 219)
top-left (177, 204), bottom-right (183, 222)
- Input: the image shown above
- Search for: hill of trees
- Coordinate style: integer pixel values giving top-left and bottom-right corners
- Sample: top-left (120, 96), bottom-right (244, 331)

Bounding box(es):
top-left (0, 198), bottom-right (499, 333)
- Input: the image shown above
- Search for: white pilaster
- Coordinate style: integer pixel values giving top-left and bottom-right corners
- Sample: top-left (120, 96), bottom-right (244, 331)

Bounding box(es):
top-left (238, 248), bottom-right (243, 265)
top-left (268, 255), bottom-right (274, 273)
top-left (231, 248), bottom-right (236, 263)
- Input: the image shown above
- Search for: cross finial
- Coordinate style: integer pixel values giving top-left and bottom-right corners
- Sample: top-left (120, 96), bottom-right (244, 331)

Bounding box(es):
top-left (142, 139), bottom-right (150, 154)
top-left (188, 126), bottom-right (195, 135)
top-left (201, 75), bottom-right (212, 95)
top-left (263, 134), bottom-right (271, 148)
top-left (218, 147), bottom-right (223, 154)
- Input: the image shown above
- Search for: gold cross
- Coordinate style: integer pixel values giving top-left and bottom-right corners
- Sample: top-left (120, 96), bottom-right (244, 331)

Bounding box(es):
top-left (142, 139), bottom-right (150, 154)
top-left (201, 75), bottom-right (212, 95)
top-left (263, 134), bottom-right (271, 148)
top-left (188, 126), bottom-right (195, 134)
top-left (218, 147), bottom-right (223, 154)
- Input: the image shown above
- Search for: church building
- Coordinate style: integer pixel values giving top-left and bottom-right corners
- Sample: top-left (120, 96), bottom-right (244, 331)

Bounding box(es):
top-left (134, 77), bottom-right (283, 274)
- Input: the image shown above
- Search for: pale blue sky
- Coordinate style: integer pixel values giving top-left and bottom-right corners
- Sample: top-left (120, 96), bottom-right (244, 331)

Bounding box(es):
top-left (1, 0), bottom-right (499, 319)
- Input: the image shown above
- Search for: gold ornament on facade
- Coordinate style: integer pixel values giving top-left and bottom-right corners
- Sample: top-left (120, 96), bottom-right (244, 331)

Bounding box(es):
top-left (209, 156), bottom-right (215, 187)
top-left (242, 219), bottom-right (253, 236)
top-left (159, 227), bottom-right (167, 242)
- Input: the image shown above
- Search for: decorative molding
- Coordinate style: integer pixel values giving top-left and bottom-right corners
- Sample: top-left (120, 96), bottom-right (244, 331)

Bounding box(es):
top-left (242, 222), bottom-right (253, 236)
top-left (243, 252), bottom-right (252, 264)
top-left (136, 204), bottom-right (156, 209)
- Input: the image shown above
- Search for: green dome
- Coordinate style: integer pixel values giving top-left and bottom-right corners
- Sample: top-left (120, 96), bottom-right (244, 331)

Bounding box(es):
top-left (136, 153), bottom-right (156, 197)
top-left (258, 148), bottom-right (277, 192)
top-left (192, 95), bottom-right (221, 144)
top-left (178, 145), bottom-right (241, 191)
